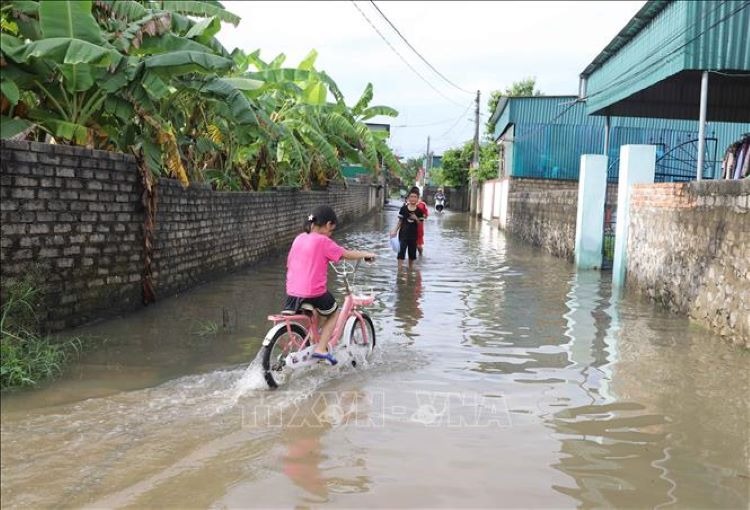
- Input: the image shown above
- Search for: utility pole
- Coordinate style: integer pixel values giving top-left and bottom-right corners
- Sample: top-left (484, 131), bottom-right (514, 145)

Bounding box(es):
top-left (470, 89), bottom-right (480, 214)
top-left (424, 135), bottom-right (430, 189)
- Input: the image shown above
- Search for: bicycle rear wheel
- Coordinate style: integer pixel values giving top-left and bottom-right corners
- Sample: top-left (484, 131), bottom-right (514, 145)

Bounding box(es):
top-left (261, 323), bottom-right (309, 388)
top-left (346, 313), bottom-right (375, 367)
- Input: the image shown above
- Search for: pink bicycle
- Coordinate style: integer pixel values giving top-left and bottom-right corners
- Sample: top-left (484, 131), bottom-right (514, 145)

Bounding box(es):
top-left (261, 259), bottom-right (377, 389)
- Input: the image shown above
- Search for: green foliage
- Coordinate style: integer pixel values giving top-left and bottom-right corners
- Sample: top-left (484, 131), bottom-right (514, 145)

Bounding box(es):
top-left (485, 77), bottom-right (544, 135)
top-left (440, 142), bottom-right (473, 187)
top-left (0, 0), bottom-right (399, 191)
top-left (401, 156), bottom-right (423, 184)
top-left (505, 77), bottom-right (542, 97)
top-left (0, 270), bottom-right (91, 390)
top-left (476, 138), bottom-right (499, 182)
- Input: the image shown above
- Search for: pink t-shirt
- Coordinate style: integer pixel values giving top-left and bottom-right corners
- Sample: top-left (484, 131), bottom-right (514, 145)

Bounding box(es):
top-left (286, 232), bottom-right (345, 297)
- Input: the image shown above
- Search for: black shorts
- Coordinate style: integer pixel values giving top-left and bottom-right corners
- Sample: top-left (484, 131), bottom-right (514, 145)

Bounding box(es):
top-left (283, 291), bottom-right (338, 316)
top-left (397, 238), bottom-right (418, 260)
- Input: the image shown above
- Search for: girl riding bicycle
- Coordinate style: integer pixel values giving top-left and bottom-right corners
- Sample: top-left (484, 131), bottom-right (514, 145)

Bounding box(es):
top-left (283, 205), bottom-right (376, 365)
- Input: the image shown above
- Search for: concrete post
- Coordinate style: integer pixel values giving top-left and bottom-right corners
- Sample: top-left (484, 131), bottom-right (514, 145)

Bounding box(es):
top-left (575, 155), bottom-right (608, 270)
top-left (612, 145), bottom-right (656, 288)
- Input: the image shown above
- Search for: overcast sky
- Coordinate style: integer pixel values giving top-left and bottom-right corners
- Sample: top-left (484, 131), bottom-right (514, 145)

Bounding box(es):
top-left (217, 1), bottom-right (645, 158)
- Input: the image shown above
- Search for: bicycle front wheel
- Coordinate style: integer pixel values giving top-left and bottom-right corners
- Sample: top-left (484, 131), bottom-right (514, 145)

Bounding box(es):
top-left (346, 313), bottom-right (376, 367)
top-left (261, 323), bottom-right (309, 389)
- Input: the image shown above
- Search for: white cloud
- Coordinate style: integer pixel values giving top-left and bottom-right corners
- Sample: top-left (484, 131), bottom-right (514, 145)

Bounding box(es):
top-left (217, 0), bottom-right (645, 157)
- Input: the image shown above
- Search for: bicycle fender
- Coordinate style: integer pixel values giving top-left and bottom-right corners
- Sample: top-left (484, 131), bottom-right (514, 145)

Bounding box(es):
top-left (262, 321), bottom-right (306, 347)
top-left (342, 314), bottom-right (369, 342)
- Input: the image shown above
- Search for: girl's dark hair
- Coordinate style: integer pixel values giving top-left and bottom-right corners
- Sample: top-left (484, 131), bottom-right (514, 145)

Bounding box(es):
top-left (304, 205), bottom-right (338, 233)
top-left (409, 186), bottom-right (421, 197)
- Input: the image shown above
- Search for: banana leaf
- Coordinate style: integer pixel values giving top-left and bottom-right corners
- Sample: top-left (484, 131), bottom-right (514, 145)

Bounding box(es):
top-left (359, 105), bottom-right (399, 121)
top-left (136, 33), bottom-right (217, 56)
top-left (352, 83), bottom-right (373, 115)
top-left (26, 112), bottom-right (89, 145)
top-left (302, 80), bottom-right (328, 106)
top-left (39, 0), bottom-right (105, 45)
top-left (245, 68), bottom-right (314, 84)
top-left (0, 116), bottom-right (32, 139)
top-left (144, 50), bottom-right (233, 75)
top-left (0, 79), bottom-right (20, 106)
top-left (3, 38), bottom-right (122, 68)
top-left (59, 63), bottom-right (103, 92)
top-left (96, 0), bottom-right (148, 21)
top-left (179, 77), bottom-right (259, 126)
top-left (298, 49), bottom-right (318, 71)
top-left (160, 1), bottom-right (240, 26)
top-left (103, 96), bottom-right (134, 122)
top-left (141, 71), bottom-right (171, 100)
top-left (184, 16), bottom-right (221, 44)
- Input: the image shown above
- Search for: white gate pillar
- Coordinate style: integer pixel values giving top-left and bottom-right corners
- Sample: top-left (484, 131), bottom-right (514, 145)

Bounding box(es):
top-left (575, 155), bottom-right (608, 270)
top-left (612, 145), bottom-right (655, 288)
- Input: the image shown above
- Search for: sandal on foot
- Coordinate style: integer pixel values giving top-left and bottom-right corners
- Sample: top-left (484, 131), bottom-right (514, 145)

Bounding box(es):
top-left (311, 352), bottom-right (338, 366)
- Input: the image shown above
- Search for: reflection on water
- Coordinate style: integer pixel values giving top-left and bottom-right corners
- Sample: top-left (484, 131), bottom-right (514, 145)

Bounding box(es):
top-left (1, 209), bottom-right (748, 509)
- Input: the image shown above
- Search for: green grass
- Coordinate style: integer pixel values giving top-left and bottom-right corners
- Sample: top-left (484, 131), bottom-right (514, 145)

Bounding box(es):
top-left (603, 235), bottom-right (615, 262)
top-left (1, 270), bottom-right (91, 391)
top-left (192, 319), bottom-right (219, 337)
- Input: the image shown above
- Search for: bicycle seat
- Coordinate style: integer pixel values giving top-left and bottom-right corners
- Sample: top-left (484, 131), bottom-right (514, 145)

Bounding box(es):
top-left (281, 303), bottom-right (315, 315)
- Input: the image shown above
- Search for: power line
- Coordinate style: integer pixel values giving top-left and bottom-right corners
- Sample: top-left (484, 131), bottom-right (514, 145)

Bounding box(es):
top-left (394, 116), bottom-right (466, 128)
top-left (368, 0), bottom-right (474, 96)
top-left (350, 1), bottom-right (465, 108)
top-left (436, 101), bottom-right (475, 139)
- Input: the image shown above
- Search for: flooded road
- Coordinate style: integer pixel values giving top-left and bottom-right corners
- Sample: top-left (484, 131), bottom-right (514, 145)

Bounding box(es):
top-left (2, 207), bottom-right (749, 509)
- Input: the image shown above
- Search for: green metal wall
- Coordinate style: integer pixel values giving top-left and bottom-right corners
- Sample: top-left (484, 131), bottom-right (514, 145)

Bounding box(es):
top-left (685, 1), bottom-right (750, 70)
top-left (495, 98), bottom-right (750, 181)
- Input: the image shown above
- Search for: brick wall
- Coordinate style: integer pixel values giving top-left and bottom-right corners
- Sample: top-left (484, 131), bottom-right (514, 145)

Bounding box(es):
top-left (1, 140), bottom-right (380, 331)
top-left (1, 141), bottom-right (142, 330)
top-left (627, 180), bottom-right (750, 347)
top-left (153, 180), bottom-right (376, 298)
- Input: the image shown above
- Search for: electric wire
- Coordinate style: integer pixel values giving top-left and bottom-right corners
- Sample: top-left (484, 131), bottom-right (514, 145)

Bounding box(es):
top-left (435, 101), bottom-right (475, 140)
top-left (393, 115), bottom-right (466, 128)
top-left (368, 0), bottom-right (474, 96)
top-left (350, 1), bottom-right (466, 108)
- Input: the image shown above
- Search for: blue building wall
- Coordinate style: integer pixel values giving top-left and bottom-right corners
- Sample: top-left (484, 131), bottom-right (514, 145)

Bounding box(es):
top-left (494, 96), bottom-right (750, 182)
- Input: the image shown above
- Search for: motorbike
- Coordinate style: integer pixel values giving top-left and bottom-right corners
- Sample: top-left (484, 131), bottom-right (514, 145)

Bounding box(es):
top-left (435, 194), bottom-right (446, 213)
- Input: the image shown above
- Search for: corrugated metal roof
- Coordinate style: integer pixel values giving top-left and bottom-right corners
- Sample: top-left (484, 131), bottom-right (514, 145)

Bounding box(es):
top-left (582, 0), bottom-right (750, 120)
top-left (581, 0), bottom-right (672, 78)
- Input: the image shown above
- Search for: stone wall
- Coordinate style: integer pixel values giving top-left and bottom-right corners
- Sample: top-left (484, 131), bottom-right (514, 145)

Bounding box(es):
top-left (482, 177), bottom-right (617, 263)
top-left (627, 180), bottom-right (750, 347)
top-left (1, 140), bottom-right (380, 331)
top-left (507, 188), bottom-right (579, 260)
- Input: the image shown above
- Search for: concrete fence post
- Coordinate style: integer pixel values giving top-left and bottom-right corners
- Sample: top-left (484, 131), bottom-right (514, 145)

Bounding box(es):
top-left (575, 155), bottom-right (608, 270)
top-left (612, 145), bottom-right (656, 288)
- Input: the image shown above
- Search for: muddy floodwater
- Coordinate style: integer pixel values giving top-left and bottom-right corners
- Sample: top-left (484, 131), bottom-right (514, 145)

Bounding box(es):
top-left (2, 207), bottom-right (748, 509)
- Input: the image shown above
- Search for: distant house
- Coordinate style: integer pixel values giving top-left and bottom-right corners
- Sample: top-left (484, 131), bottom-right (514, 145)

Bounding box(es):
top-left (340, 122), bottom-right (391, 182)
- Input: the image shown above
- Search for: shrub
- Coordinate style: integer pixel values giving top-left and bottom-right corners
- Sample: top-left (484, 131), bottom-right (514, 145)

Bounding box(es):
top-left (0, 271), bottom-right (88, 390)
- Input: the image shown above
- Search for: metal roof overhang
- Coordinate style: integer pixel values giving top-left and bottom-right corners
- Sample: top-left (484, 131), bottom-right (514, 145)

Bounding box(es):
top-left (588, 70), bottom-right (750, 122)
top-left (580, 1), bottom-right (750, 123)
